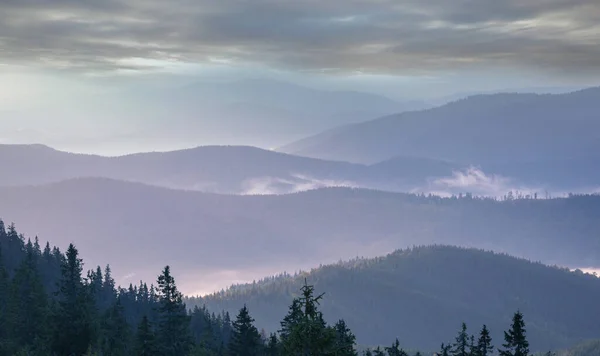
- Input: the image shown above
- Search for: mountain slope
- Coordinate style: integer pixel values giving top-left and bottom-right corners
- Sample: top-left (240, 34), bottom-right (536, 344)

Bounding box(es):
top-left (0, 179), bottom-right (599, 293)
top-left (280, 87), bottom-right (600, 165)
top-left (0, 144), bottom-right (464, 194)
top-left (194, 246), bottom-right (600, 351)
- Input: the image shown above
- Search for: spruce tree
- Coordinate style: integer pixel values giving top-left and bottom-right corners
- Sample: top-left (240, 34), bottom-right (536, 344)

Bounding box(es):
top-left (452, 323), bottom-right (470, 356)
top-left (134, 315), bottom-right (158, 356)
top-left (265, 333), bottom-right (279, 356)
top-left (499, 311), bottom-right (529, 356)
top-left (386, 338), bottom-right (408, 356)
top-left (333, 319), bottom-right (358, 356)
top-left (7, 245), bottom-right (48, 353)
top-left (101, 296), bottom-right (130, 356)
top-left (373, 347), bottom-right (386, 356)
top-left (279, 280), bottom-right (336, 355)
top-left (229, 305), bottom-right (263, 356)
top-left (156, 265), bottom-right (193, 356)
top-left (0, 245), bottom-right (10, 355)
top-left (440, 343), bottom-right (452, 356)
top-left (51, 243), bottom-right (95, 355)
top-left (476, 325), bottom-right (494, 356)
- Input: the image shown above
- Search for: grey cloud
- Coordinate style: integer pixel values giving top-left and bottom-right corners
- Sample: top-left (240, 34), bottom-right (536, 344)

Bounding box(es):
top-left (1, 0), bottom-right (599, 74)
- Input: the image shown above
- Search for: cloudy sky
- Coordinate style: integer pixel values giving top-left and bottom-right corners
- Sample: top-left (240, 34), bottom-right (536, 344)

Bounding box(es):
top-left (1, 0), bottom-right (599, 152)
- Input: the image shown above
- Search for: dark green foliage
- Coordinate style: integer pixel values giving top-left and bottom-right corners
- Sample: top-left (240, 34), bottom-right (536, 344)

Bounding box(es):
top-left (452, 323), bottom-right (470, 356)
top-left (439, 343), bottom-right (452, 356)
top-left (229, 305), bottom-right (262, 356)
top-left (386, 339), bottom-right (409, 356)
top-left (51, 243), bottom-right (96, 356)
top-left (156, 265), bottom-right (193, 356)
top-left (100, 296), bottom-right (130, 356)
top-left (0, 244), bottom-right (10, 354)
top-left (499, 312), bottom-right (530, 356)
top-left (476, 325), bottom-right (494, 356)
top-left (6, 242), bottom-right (48, 353)
top-left (372, 347), bottom-right (386, 356)
top-left (333, 319), bottom-right (358, 356)
top-left (134, 315), bottom-right (158, 356)
top-left (265, 333), bottom-right (280, 356)
top-left (279, 281), bottom-right (337, 355)
top-left (193, 245), bottom-right (600, 351)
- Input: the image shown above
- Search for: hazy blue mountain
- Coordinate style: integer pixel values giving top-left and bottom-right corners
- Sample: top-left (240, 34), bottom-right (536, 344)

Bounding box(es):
top-left (124, 78), bottom-right (427, 148)
top-left (280, 87), bottom-right (600, 166)
top-left (193, 245), bottom-right (600, 351)
top-left (0, 144), bottom-right (462, 194)
top-left (0, 179), bottom-right (599, 294)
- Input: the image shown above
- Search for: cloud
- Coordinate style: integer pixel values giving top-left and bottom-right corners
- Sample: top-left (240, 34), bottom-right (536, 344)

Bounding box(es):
top-left (417, 166), bottom-right (541, 198)
top-left (241, 174), bottom-right (356, 195)
top-left (1, 0), bottom-right (599, 75)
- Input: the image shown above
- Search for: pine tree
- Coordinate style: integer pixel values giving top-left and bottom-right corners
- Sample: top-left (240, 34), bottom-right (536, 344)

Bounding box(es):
top-left (476, 325), bottom-right (494, 356)
top-left (229, 305), bottom-right (263, 356)
top-left (101, 296), bottom-right (130, 356)
top-left (373, 347), bottom-right (386, 356)
top-left (134, 315), bottom-right (158, 356)
top-left (0, 245), bottom-right (10, 355)
top-left (452, 323), bottom-right (470, 356)
top-left (333, 319), bottom-right (358, 356)
top-left (499, 311), bottom-right (529, 356)
top-left (51, 243), bottom-right (95, 355)
top-left (439, 343), bottom-right (452, 356)
top-left (386, 338), bottom-right (408, 356)
top-left (265, 333), bottom-right (279, 356)
top-left (7, 245), bottom-right (48, 353)
top-left (279, 280), bottom-right (336, 355)
top-left (156, 265), bottom-right (193, 356)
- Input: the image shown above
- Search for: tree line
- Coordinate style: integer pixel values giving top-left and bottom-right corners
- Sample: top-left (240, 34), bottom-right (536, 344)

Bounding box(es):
top-left (0, 220), bottom-right (544, 355)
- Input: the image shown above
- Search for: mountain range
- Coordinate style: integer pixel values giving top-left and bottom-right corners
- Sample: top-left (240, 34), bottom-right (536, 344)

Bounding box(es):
top-left (280, 87), bottom-right (600, 168)
top-left (0, 178), bottom-right (599, 294)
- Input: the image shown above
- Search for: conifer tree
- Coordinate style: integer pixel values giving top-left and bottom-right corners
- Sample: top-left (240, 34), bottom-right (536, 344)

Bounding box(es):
top-left (229, 305), bottom-right (263, 356)
top-left (134, 315), bottom-right (158, 356)
top-left (386, 338), bottom-right (409, 356)
top-left (452, 323), bottom-right (470, 356)
top-left (101, 296), bottom-right (130, 356)
top-left (333, 319), bottom-right (358, 356)
top-left (439, 343), bottom-right (452, 356)
top-left (499, 312), bottom-right (529, 356)
top-left (0, 245), bottom-right (10, 355)
top-left (476, 325), bottom-right (494, 356)
top-left (372, 347), bottom-right (386, 356)
top-left (156, 265), bottom-right (193, 356)
top-left (7, 244), bottom-right (48, 353)
top-left (51, 243), bottom-right (95, 355)
top-left (265, 333), bottom-right (280, 356)
top-left (279, 280), bottom-right (336, 355)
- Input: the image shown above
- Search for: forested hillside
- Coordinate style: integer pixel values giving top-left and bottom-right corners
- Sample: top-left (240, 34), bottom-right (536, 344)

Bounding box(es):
top-left (0, 219), bottom-right (587, 355)
top-left (193, 246), bottom-right (600, 351)
top-left (1, 179), bottom-right (599, 292)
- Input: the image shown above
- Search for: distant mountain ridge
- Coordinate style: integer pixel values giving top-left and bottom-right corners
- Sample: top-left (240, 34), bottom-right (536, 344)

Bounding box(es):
top-left (193, 245), bottom-right (600, 351)
top-left (0, 178), bottom-right (599, 295)
top-left (280, 87), bottom-right (600, 166)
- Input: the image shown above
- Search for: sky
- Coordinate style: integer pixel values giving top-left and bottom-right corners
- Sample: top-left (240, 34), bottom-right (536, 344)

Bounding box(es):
top-left (1, 0), bottom-right (600, 153)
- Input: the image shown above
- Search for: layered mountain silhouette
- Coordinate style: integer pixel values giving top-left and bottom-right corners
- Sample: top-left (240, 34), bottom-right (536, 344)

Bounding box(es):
top-left (0, 178), bottom-right (599, 294)
top-left (280, 87), bottom-right (600, 167)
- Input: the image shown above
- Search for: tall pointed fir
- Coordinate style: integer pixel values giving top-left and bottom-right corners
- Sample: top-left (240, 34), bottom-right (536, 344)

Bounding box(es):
top-left (156, 265), bottom-right (193, 356)
top-left (279, 280), bottom-right (336, 355)
top-left (229, 305), bottom-right (263, 356)
top-left (333, 319), bottom-right (358, 356)
top-left (100, 296), bottom-right (131, 356)
top-left (385, 338), bottom-right (408, 356)
top-left (0, 245), bottom-right (10, 355)
top-left (476, 325), bottom-right (494, 356)
top-left (7, 243), bottom-right (49, 353)
top-left (135, 315), bottom-right (158, 356)
top-left (499, 311), bottom-right (529, 356)
top-left (452, 323), bottom-right (471, 356)
top-left (51, 243), bottom-right (96, 355)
